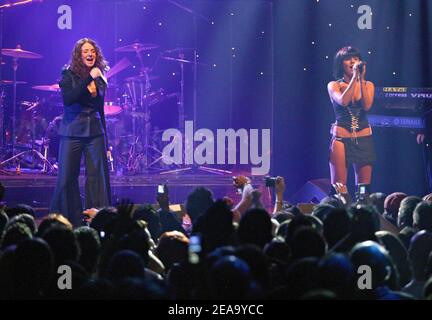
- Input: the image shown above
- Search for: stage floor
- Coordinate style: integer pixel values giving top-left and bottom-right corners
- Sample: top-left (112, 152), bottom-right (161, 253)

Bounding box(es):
top-left (0, 170), bottom-right (270, 217)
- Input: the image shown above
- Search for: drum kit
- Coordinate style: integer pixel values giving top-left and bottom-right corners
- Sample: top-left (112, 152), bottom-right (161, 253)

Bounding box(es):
top-left (0, 42), bottom-right (197, 175)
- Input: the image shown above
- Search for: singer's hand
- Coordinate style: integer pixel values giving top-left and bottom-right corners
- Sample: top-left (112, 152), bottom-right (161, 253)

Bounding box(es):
top-left (417, 133), bottom-right (425, 144)
top-left (87, 81), bottom-right (97, 97)
top-left (90, 67), bottom-right (102, 79)
top-left (360, 62), bottom-right (366, 81)
top-left (353, 62), bottom-right (361, 80)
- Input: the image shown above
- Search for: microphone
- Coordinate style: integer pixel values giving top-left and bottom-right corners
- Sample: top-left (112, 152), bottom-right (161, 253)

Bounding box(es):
top-left (358, 61), bottom-right (366, 73)
top-left (92, 67), bottom-right (108, 86)
top-left (107, 146), bottom-right (114, 172)
top-left (99, 74), bottom-right (108, 86)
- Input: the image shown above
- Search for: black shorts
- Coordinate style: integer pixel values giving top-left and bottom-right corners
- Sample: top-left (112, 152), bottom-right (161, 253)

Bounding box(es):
top-left (330, 135), bottom-right (376, 165)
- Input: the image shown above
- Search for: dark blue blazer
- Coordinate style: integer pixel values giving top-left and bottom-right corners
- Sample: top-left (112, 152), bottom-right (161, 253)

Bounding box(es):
top-left (58, 68), bottom-right (107, 137)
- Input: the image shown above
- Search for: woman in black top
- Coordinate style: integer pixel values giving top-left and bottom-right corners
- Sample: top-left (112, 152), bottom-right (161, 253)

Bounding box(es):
top-left (50, 38), bottom-right (111, 225)
top-left (327, 46), bottom-right (375, 197)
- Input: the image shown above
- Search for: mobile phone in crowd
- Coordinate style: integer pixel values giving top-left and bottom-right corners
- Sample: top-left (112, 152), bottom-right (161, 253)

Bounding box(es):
top-left (158, 184), bottom-right (165, 194)
top-left (188, 234), bottom-right (202, 264)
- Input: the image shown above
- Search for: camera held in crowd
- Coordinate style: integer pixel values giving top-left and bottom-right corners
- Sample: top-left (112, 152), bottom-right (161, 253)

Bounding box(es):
top-left (157, 183), bottom-right (168, 195)
top-left (355, 183), bottom-right (369, 203)
top-left (265, 176), bottom-right (277, 187)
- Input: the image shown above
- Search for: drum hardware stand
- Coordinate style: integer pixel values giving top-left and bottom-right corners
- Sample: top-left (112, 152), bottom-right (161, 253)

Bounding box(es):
top-left (0, 1), bottom-right (40, 173)
top-left (1, 148), bottom-right (56, 173)
top-left (157, 1), bottom-right (231, 176)
top-left (1, 100), bottom-right (56, 174)
top-left (157, 43), bottom-right (230, 175)
top-left (0, 89), bottom-right (7, 175)
top-left (1, 54), bottom-right (22, 173)
top-left (125, 68), bottom-right (164, 174)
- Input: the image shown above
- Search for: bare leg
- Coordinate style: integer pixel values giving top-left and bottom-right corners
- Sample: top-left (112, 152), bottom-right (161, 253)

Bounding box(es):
top-left (353, 163), bottom-right (372, 185)
top-left (329, 139), bottom-right (348, 192)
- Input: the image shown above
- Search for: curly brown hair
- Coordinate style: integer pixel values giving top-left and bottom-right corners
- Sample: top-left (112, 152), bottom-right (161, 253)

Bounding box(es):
top-left (69, 38), bottom-right (108, 79)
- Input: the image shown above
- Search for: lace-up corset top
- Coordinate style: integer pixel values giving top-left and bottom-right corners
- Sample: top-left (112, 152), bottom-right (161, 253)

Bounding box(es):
top-left (332, 79), bottom-right (370, 132)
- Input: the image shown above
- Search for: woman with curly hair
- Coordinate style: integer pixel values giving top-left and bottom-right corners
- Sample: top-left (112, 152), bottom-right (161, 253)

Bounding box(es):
top-left (50, 38), bottom-right (111, 226)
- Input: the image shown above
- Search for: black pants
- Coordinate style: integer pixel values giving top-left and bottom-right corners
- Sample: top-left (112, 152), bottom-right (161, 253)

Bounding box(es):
top-left (50, 134), bottom-right (111, 226)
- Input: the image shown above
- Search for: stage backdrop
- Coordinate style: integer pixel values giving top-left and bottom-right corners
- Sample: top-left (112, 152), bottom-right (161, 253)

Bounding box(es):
top-left (0, 0), bottom-right (274, 178)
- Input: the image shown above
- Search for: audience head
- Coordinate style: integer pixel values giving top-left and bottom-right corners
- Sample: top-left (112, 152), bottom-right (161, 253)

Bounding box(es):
top-left (350, 241), bottom-right (395, 289)
top-left (291, 226), bottom-right (327, 260)
top-left (37, 213), bottom-right (72, 237)
top-left (311, 203), bottom-right (335, 222)
top-left (6, 213), bottom-right (36, 235)
top-left (89, 206), bottom-right (118, 241)
top-left (1, 222), bottom-right (32, 250)
top-left (323, 208), bottom-right (351, 250)
top-left (4, 204), bottom-right (35, 219)
top-left (192, 200), bottom-right (235, 254)
top-left (74, 226), bottom-right (101, 275)
top-left (133, 204), bottom-right (161, 241)
top-left (349, 204), bottom-right (380, 243)
top-left (41, 225), bottom-right (80, 266)
top-left (155, 231), bottom-right (189, 271)
top-left (237, 208), bottom-right (273, 249)
top-left (398, 196), bottom-right (422, 229)
top-left (408, 230), bottom-right (432, 281)
top-left (413, 201), bottom-right (432, 232)
top-left (375, 230), bottom-right (411, 288)
top-left (185, 187), bottom-right (214, 223)
top-left (13, 238), bottom-right (54, 298)
top-left (370, 192), bottom-right (387, 214)
top-left (318, 252), bottom-right (355, 298)
top-left (207, 255), bottom-right (255, 299)
top-left (384, 192), bottom-right (407, 220)
top-left (106, 250), bottom-right (145, 283)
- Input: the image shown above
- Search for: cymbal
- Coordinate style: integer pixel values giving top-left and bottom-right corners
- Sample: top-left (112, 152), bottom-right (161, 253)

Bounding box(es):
top-left (32, 84), bottom-right (60, 92)
top-left (105, 57), bottom-right (131, 79)
top-left (161, 56), bottom-right (208, 66)
top-left (162, 56), bottom-right (192, 63)
top-left (21, 101), bottom-right (40, 111)
top-left (1, 46), bottom-right (43, 59)
top-left (0, 80), bottom-right (27, 85)
top-left (124, 74), bottom-right (159, 82)
top-left (164, 47), bottom-right (196, 53)
top-left (115, 42), bottom-right (159, 53)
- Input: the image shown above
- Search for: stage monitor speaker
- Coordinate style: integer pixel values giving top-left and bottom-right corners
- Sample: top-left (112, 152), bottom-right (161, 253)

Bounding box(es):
top-left (288, 178), bottom-right (331, 205)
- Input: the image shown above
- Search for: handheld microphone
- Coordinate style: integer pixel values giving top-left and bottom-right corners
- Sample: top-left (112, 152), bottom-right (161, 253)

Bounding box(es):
top-left (358, 61), bottom-right (366, 73)
top-left (107, 146), bottom-right (114, 172)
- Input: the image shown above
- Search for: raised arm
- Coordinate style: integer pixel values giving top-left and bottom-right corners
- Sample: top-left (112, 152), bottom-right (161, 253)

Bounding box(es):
top-left (359, 65), bottom-right (375, 111)
top-left (328, 77), bottom-right (359, 107)
top-left (272, 176), bottom-right (285, 215)
top-left (232, 176), bottom-right (253, 223)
